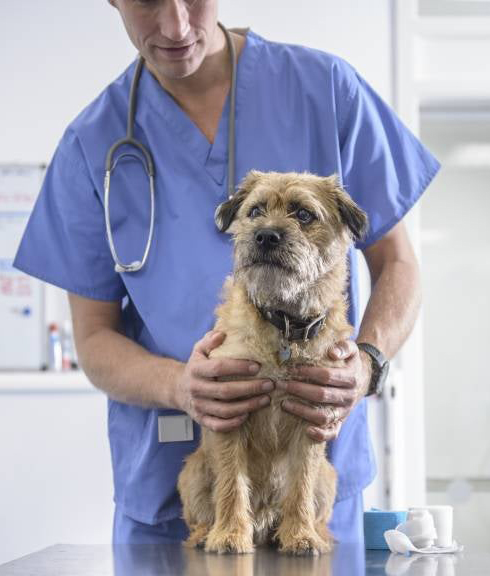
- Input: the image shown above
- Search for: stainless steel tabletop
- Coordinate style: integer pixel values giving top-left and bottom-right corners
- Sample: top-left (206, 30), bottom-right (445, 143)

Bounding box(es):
top-left (0, 543), bottom-right (487, 575)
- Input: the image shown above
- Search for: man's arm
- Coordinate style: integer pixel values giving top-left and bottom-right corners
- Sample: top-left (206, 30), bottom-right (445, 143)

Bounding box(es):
top-left (278, 220), bottom-right (422, 441)
top-left (68, 294), bottom-right (183, 409)
top-left (357, 219), bottom-right (422, 361)
top-left (68, 293), bottom-right (273, 431)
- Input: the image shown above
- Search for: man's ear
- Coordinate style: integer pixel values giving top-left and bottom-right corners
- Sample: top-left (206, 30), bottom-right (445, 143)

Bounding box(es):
top-left (214, 170), bottom-right (263, 233)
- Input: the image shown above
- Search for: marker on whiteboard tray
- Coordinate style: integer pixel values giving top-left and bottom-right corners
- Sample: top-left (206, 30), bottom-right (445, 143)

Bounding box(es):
top-left (61, 321), bottom-right (78, 370)
top-left (48, 323), bottom-right (63, 372)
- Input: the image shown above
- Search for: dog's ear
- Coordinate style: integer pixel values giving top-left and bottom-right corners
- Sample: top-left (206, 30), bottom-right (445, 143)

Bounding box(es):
top-left (337, 191), bottom-right (369, 242)
top-left (321, 175), bottom-right (369, 241)
top-left (214, 170), bottom-right (263, 233)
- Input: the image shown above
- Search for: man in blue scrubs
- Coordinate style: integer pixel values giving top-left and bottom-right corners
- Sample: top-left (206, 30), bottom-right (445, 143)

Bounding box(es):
top-left (14, 0), bottom-right (439, 545)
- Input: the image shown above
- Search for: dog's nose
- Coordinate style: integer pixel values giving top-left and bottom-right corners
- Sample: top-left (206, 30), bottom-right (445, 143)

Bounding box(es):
top-left (254, 228), bottom-right (283, 249)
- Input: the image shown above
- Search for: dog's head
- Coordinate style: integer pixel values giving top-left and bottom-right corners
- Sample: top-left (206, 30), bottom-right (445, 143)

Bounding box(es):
top-left (215, 170), bottom-right (368, 306)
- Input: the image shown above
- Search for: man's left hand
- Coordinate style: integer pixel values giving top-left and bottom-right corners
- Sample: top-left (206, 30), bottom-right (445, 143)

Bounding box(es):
top-left (277, 340), bottom-right (372, 443)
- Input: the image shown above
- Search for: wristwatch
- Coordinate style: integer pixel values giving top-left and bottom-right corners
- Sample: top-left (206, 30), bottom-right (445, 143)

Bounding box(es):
top-left (357, 342), bottom-right (390, 397)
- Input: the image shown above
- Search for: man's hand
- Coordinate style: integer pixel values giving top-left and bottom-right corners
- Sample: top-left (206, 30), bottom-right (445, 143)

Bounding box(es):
top-left (174, 330), bottom-right (275, 433)
top-left (277, 339), bottom-right (371, 443)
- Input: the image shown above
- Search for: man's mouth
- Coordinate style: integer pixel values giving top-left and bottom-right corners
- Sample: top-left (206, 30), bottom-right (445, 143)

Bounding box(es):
top-left (155, 42), bottom-right (196, 59)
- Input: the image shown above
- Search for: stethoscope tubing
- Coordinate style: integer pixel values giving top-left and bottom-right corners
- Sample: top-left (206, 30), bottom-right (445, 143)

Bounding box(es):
top-left (104, 22), bottom-right (236, 274)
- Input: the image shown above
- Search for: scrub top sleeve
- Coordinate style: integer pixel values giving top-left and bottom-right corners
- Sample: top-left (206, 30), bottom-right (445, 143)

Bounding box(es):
top-left (337, 63), bottom-right (441, 250)
top-left (14, 130), bottom-right (127, 301)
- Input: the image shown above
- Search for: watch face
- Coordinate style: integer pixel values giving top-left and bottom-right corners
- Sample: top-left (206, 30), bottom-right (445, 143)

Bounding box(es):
top-left (376, 361), bottom-right (390, 395)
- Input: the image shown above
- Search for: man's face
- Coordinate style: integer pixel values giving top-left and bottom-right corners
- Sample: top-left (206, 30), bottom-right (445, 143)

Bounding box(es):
top-left (110, 0), bottom-right (219, 81)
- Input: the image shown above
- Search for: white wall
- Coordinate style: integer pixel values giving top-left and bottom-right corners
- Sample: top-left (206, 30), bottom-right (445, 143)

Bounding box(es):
top-left (0, 1), bottom-right (136, 164)
top-left (0, 0), bottom-right (393, 564)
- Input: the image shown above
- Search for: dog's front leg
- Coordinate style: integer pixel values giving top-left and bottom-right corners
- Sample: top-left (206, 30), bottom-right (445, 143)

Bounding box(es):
top-left (204, 429), bottom-right (254, 554)
top-left (276, 435), bottom-right (333, 555)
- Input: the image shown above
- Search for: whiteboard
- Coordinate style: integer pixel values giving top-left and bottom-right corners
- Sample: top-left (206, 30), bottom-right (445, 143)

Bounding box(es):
top-left (0, 164), bottom-right (46, 370)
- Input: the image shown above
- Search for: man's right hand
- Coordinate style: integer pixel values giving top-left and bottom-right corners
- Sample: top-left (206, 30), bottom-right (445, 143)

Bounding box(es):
top-left (173, 330), bottom-right (274, 432)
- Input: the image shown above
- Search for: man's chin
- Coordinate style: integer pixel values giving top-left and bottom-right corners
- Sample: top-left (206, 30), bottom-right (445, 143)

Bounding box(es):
top-left (146, 47), bottom-right (203, 81)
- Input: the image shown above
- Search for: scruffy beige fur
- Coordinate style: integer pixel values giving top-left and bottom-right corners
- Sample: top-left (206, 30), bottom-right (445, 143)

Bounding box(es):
top-left (177, 171), bottom-right (367, 555)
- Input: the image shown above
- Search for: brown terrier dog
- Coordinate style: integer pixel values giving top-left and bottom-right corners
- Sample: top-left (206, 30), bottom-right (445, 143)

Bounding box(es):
top-left (177, 171), bottom-right (368, 555)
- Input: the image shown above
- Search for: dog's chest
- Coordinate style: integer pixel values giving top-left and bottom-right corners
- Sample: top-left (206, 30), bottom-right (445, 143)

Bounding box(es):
top-left (247, 387), bottom-right (305, 456)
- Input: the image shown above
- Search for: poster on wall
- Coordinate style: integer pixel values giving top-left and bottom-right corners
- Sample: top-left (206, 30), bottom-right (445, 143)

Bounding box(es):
top-left (0, 164), bottom-right (46, 370)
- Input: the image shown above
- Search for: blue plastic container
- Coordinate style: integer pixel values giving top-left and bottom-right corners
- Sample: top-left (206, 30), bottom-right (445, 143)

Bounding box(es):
top-left (364, 508), bottom-right (408, 550)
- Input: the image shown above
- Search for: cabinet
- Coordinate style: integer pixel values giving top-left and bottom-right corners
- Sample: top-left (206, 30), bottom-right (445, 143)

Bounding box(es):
top-left (0, 372), bottom-right (114, 565)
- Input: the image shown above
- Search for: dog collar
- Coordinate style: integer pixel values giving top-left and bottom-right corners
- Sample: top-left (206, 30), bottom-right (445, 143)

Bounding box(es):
top-left (259, 308), bottom-right (328, 343)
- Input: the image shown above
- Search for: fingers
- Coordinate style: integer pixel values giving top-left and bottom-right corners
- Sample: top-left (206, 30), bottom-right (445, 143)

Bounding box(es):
top-left (327, 339), bottom-right (358, 361)
top-left (289, 365), bottom-right (357, 389)
top-left (196, 356), bottom-right (262, 380)
top-left (281, 399), bottom-right (345, 444)
top-left (187, 330), bottom-right (273, 434)
top-left (194, 378), bottom-right (272, 433)
top-left (306, 421), bottom-right (342, 443)
top-left (191, 334), bottom-right (354, 438)
top-left (194, 330), bottom-right (227, 358)
top-left (194, 394), bottom-right (271, 421)
top-left (276, 379), bottom-right (352, 405)
top-left (200, 413), bottom-right (249, 433)
top-left (194, 330), bottom-right (262, 380)
top-left (193, 377), bottom-right (274, 401)
top-left (198, 397), bottom-right (344, 436)
top-left (281, 399), bottom-right (348, 427)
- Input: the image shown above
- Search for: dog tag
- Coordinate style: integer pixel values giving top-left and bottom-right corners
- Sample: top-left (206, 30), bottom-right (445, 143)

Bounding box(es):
top-left (278, 340), bottom-right (291, 364)
top-left (158, 415), bottom-right (194, 442)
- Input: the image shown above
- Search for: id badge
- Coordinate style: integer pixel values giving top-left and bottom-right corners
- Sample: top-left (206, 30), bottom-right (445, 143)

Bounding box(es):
top-left (158, 415), bottom-right (194, 442)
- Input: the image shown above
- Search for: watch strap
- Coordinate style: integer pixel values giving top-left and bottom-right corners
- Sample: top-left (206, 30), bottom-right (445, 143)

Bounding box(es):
top-left (357, 342), bottom-right (389, 397)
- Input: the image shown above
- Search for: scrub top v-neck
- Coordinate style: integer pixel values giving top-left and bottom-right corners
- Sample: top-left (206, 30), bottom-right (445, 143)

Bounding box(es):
top-left (138, 51), bottom-right (232, 186)
top-left (14, 28), bottom-right (440, 525)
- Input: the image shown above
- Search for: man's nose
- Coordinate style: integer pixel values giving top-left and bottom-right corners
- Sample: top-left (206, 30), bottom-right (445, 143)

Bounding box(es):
top-left (157, 0), bottom-right (191, 42)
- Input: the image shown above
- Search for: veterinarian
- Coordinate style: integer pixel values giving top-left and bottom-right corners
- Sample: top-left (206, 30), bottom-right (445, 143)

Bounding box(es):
top-left (14, 0), bottom-right (439, 545)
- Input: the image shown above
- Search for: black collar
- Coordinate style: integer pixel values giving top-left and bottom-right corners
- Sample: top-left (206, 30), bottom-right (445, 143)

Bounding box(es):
top-left (258, 308), bottom-right (328, 343)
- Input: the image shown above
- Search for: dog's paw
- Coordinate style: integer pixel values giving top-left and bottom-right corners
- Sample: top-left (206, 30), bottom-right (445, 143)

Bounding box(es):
top-left (204, 527), bottom-right (254, 554)
top-left (184, 524), bottom-right (211, 549)
top-left (278, 531), bottom-right (333, 556)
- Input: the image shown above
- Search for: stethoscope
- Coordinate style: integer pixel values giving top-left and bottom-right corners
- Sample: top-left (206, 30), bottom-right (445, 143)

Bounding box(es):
top-left (104, 22), bottom-right (237, 273)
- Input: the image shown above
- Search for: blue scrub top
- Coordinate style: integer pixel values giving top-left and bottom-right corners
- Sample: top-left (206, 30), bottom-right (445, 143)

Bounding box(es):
top-left (14, 30), bottom-right (440, 525)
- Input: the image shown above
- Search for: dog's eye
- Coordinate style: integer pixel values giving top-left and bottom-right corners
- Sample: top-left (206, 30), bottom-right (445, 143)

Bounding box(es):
top-left (296, 208), bottom-right (314, 224)
top-left (248, 206), bottom-right (263, 219)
